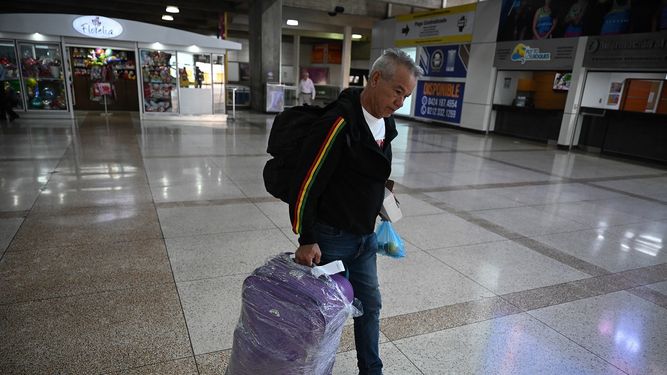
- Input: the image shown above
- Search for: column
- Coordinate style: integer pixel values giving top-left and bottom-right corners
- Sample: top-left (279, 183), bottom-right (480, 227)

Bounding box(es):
top-left (249, 0), bottom-right (282, 111)
top-left (341, 26), bottom-right (352, 90)
top-left (557, 37), bottom-right (589, 147)
top-left (294, 34), bottom-right (301, 88)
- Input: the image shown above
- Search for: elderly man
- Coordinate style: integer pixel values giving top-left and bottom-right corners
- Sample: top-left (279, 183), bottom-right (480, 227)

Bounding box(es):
top-left (290, 49), bottom-right (422, 375)
top-left (298, 70), bottom-right (316, 105)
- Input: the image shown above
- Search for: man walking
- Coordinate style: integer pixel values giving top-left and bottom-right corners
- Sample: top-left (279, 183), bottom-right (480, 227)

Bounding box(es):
top-left (290, 49), bottom-right (421, 375)
top-left (298, 70), bottom-right (316, 105)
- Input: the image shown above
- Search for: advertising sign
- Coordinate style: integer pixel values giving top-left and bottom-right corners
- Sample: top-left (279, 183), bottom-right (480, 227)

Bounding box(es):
top-left (394, 4), bottom-right (476, 47)
top-left (494, 38), bottom-right (578, 70)
top-left (414, 80), bottom-right (465, 124)
top-left (496, 0), bottom-right (667, 42)
top-left (418, 44), bottom-right (470, 78)
top-left (583, 32), bottom-right (667, 70)
top-left (72, 16), bottom-right (123, 39)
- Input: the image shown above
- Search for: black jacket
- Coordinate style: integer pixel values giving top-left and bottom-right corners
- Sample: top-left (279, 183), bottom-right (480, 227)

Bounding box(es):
top-left (288, 88), bottom-right (397, 245)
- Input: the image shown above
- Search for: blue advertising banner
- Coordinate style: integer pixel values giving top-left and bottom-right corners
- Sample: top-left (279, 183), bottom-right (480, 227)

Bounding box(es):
top-left (414, 80), bottom-right (465, 124)
top-left (418, 45), bottom-right (469, 78)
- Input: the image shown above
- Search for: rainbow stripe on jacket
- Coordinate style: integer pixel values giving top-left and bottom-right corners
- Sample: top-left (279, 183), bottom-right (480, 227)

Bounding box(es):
top-left (292, 116), bottom-right (347, 234)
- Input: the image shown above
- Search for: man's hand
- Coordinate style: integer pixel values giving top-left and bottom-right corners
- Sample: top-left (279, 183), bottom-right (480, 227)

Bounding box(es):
top-left (294, 243), bottom-right (321, 267)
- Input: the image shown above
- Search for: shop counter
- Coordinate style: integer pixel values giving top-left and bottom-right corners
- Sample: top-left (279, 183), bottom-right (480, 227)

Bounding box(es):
top-left (579, 108), bottom-right (667, 163)
top-left (492, 104), bottom-right (563, 143)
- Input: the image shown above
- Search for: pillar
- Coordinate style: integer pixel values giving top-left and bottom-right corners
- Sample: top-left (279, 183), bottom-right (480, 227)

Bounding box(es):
top-left (294, 34), bottom-right (301, 87)
top-left (249, 0), bottom-right (282, 111)
top-left (341, 26), bottom-right (352, 90)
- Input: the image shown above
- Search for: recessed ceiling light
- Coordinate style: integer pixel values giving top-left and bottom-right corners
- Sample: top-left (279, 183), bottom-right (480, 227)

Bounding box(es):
top-left (166, 6), bottom-right (180, 13)
top-left (286, 19), bottom-right (298, 26)
top-left (352, 34), bottom-right (362, 39)
top-left (162, 15), bottom-right (174, 21)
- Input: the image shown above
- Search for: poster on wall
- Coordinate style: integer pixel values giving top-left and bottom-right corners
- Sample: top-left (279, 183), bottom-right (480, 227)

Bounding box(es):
top-left (419, 45), bottom-right (470, 78)
top-left (496, 0), bottom-right (667, 42)
top-left (394, 4), bottom-right (476, 47)
top-left (607, 81), bottom-right (623, 108)
top-left (414, 80), bottom-right (465, 124)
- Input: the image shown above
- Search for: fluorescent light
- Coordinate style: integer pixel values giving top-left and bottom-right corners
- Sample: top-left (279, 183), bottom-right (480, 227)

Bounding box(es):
top-left (162, 15), bottom-right (174, 21)
top-left (166, 6), bottom-right (180, 13)
top-left (286, 19), bottom-right (298, 26)
top-left (352, 34), bottom-right (362, 39)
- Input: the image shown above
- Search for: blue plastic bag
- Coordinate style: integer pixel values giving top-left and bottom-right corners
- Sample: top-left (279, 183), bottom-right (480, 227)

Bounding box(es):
top-left (375, 220), bottom-right (405, 258)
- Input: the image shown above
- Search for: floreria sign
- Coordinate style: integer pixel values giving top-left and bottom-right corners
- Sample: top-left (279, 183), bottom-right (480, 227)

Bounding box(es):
top-left (72, 16), bottom-right (123, 38)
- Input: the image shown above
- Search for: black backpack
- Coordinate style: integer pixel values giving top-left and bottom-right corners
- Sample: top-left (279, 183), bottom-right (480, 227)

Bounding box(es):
top-left (263, 102), bottom-right (339, 203)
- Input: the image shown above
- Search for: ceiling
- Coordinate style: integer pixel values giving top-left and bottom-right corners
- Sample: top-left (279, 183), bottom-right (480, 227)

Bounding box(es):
top-left (0, 0), bottom-right (441, 40)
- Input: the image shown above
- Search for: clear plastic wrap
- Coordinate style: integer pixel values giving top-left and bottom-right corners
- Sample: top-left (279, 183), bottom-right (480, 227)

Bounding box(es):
top-left (226, 253), bottom-right (362, 375)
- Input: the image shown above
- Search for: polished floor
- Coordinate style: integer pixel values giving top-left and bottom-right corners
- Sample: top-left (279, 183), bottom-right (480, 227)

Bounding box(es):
top-left (0, 111), bottom-right (666, 375)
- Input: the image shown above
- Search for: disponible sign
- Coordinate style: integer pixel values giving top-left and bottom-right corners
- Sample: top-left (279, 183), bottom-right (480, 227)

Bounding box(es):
top-left (394, 4), bottom-right (476, 47)
top-left (414, 81), bottom-right (465, 124)
top-left (72, 16), bottom-right (123, 38)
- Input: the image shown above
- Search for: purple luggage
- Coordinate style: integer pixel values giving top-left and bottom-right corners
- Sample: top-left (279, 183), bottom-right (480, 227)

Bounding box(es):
top-left (226, 253), bottom-right (359, 375)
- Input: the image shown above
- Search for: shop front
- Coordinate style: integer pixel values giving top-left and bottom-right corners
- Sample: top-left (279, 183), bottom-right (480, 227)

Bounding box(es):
top-left (0, 13), bottom-right (240, 119)
top-left (491, 38), bottom-right (578, 143)
top-left (576, 32), bottom-right (667, 163)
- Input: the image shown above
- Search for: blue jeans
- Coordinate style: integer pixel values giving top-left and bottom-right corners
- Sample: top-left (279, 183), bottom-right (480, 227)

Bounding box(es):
top-left (315, 222), bottom-right (383, 375)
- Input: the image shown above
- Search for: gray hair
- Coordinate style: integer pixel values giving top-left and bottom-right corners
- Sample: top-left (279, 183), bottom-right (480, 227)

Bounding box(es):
top-left (370, 48), bottom-right (423, 81)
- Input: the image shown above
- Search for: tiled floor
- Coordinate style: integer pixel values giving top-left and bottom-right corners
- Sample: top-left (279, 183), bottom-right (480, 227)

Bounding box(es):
top-left (1, 112), bottom-right (666, 375)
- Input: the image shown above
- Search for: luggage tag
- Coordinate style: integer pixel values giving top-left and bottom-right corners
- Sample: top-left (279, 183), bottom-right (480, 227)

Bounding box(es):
top-left (289, 254), bottom-right (345, 277)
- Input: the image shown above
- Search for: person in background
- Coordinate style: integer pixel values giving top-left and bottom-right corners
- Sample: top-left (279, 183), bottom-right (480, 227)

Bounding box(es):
top-left (290, 49), bottom-right (422, 375)
top-left (532, 0), bottom-right (558, 39)
top-left (195, 66), bottom-right (204, 88)
top-left (564, 0), bottom-right (590, 37)
top-left (0, 82), bottom-right (19, 122)
top-left (600, 0), bottom-right (631, 35)
top-left (298, 70), bottom-right (316, 105)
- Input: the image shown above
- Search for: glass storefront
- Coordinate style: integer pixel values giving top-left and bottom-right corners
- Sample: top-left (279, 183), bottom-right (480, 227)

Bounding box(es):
top-left (0, 40), bottom-right (22, 111)
top-left (1, 38), bottom-right (232, 117)
top-left (19, 42), bottom-right (68, 111)
top-left (140, 49), bottom-right (178, 113)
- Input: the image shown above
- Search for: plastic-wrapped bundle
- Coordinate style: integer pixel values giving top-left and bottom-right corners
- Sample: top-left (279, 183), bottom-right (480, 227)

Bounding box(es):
top-left (226, 253), bottom-right (361, 375)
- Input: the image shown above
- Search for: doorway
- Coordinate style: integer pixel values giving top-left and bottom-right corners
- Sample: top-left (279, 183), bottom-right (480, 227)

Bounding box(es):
top-left (68, 46), bottom-right (139, 111)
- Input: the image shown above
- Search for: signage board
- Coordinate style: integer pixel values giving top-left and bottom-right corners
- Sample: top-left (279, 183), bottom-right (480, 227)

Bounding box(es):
top-left (583, 32), bottom-right (667, 70)
top-left (394, 4), bottom-right (476, 47)
top-left (419, 44), bottom-right (469, 78)
top-left (72, 16), bottom-right (123, 39)
top-left (414, 80), bottom-right (465, 124)
top-left (494, 38), bottom-right (578, 70)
